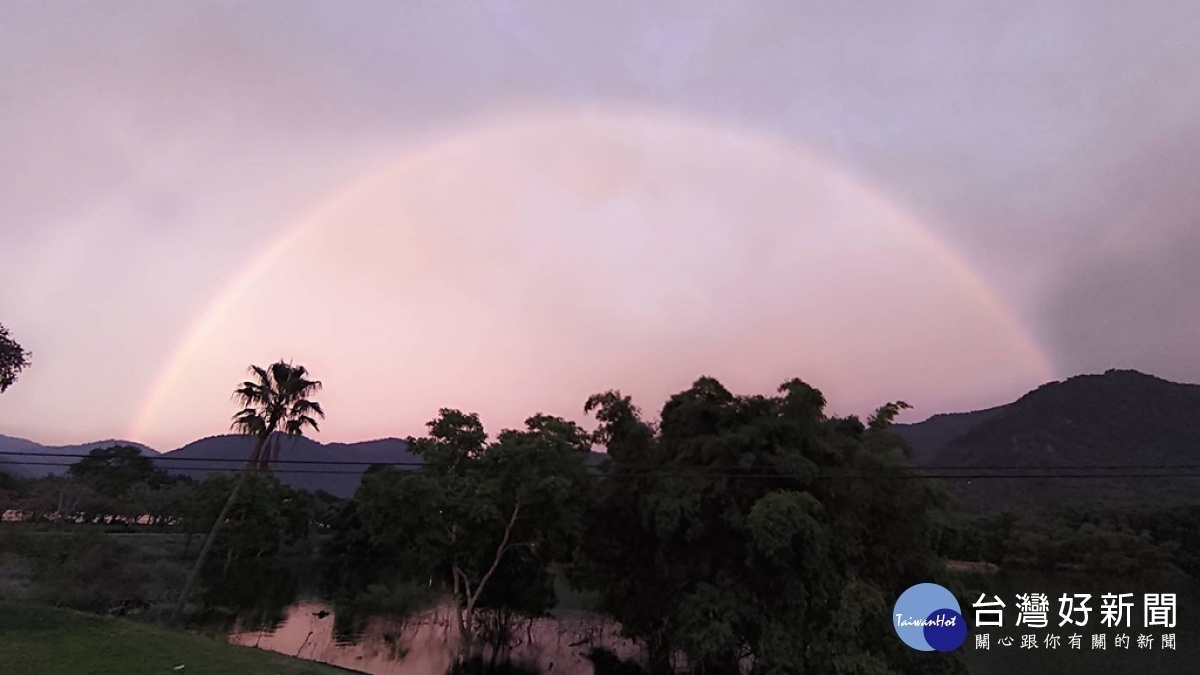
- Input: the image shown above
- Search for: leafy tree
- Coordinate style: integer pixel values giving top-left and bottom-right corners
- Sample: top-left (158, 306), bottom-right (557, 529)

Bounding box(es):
top-left (940, 509), bottom-right (1183, 580)
top-left (573, 376), bottom-right (966, 675)
top-left (14, 475), bottom-right (100, 522)
top-left (186, 473), bottom-right (312, 631)
top-left (68, 445), bottom-right (171, 499)
top-left (332, 409), bottom-right (591, 664)
top-left (0, 471), bottom-right (23, 512)
top-left (0, 322), bottom-right (31, 393)
top-left (123, 479), bottom-right (193, 528)
top-left (171, 360), bottom-right (324, 623)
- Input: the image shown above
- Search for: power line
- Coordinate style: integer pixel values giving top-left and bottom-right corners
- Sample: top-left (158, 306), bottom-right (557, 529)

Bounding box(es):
top-left (0, 450), bottom-right (423, 466)
top-left (5, 450), bottom-right (1200, 472)
top-left (0, 459), bottom-right (369, 475)
top-left (6, 458), bottom-right (1200, 480)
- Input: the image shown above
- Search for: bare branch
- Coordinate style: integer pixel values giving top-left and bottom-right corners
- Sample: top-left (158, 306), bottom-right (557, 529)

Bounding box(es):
top-left (469, 502), bottom-right (521, 608)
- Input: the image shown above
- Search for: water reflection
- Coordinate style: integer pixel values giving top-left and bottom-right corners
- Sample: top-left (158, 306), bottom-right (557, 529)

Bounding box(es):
top-left (196, 555), bottom-right (300, 634)
top-left (227, 601), bottom-right (644, 675)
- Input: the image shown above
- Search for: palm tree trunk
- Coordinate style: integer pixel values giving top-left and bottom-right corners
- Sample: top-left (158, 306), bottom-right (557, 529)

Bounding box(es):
top-left (170, 436), bottom-right (264, 624)
top-left (169, 466), bottom-right (249, 623)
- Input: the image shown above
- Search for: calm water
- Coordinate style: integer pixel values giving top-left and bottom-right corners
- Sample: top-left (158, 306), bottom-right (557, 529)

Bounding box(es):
top-left (216, 574), bottom-right (1200, 674)
top-left (225, 601), bottom-right (642, 675)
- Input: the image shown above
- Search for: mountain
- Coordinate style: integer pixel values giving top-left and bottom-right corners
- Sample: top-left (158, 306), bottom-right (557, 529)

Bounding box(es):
top-left (0, 432), bottom-right (602, 498)
top-left (0, 433), bottom-right (415, 497)
top-left (12, 368), bottom-right (1194, 507)
top-left (0, 435), bottom-right (154, 479)
top-left (895, 369), bottom-right (1200, 511)
top-left (890, 406), bottom-right (1006, 465)
top-left (158, 434), bottom-right (418, 498)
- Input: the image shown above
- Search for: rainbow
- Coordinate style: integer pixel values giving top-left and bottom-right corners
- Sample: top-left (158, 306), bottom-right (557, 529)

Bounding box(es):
top-left (128, 106), bottom-right (1058, 444)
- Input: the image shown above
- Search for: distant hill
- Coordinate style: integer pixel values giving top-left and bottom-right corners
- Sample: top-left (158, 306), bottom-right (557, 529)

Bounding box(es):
top-left (895, 369), bottom-right (1200, 511)
top-left (12, 368), bottom-right (1195, 508)
top-left (0, 435), bottom-right (154, 479)
top-left (891, 406), bottom-right (1006, 465)
top-left (0, 432), bottom-right (602, 498)
top-left (158, 434), bottom-right (418, 498)
top-left (0, 433), bottom-right (415, 497)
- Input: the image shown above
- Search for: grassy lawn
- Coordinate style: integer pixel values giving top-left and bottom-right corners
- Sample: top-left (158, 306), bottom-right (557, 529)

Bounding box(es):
top-left (0, 602), bottom-right (352, 675)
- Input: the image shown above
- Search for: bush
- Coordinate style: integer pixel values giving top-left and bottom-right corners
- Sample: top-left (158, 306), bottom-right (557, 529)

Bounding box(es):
top-left (0, 529), bottom-right (185, 614)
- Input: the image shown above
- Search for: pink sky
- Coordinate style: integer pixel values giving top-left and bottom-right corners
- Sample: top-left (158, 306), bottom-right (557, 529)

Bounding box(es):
top-left (3, 2), bottom-right (1199, 450)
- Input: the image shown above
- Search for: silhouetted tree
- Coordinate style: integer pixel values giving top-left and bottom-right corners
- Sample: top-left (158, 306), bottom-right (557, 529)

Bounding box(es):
top-left (335, 410), bottom-right (591, 664)
top-left (573, 376), bottom-right (966, 675)
top-left (0, 322), bottom-right (31, 393)
top-left (171, 360), bottom-right (324, 623)
top-left (68, 445), bottom-right (170, 498)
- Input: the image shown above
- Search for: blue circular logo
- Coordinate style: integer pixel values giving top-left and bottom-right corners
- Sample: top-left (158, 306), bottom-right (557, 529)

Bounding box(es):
top-left (893, 583), bottom-right (966, 652)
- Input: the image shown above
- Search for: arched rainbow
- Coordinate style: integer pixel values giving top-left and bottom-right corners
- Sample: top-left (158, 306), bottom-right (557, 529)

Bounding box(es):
top-left (129, 107), bottom-right (1058, 444)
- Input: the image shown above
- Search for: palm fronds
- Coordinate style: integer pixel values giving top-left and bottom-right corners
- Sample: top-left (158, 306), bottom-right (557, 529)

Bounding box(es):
top-left (228, 360), bottom-right (325, 471)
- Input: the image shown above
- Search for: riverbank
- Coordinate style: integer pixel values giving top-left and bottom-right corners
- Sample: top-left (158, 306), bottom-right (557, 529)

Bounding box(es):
top-left (0, 601), bottom-right (351, 675)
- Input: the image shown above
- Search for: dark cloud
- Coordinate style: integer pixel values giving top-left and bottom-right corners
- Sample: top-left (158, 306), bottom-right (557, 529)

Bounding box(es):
top-left (1035, 130), bottom-right (1200, 383)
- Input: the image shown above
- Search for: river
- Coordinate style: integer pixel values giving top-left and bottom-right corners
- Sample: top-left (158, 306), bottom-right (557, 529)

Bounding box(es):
top-left (213, 571), bottom-right (1200, 674)
top-left (224, 601), bottom-right (644, 674)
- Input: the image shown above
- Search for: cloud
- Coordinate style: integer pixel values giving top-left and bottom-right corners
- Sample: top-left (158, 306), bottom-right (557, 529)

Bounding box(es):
top-left (1036, 131), bottom-right (1200, 382)
top-left (4, 0), bottom-right (1200, 448)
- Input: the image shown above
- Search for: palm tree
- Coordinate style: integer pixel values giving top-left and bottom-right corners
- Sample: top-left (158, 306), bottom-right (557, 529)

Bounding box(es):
top-left (170, 360), bottom-right (324, 623)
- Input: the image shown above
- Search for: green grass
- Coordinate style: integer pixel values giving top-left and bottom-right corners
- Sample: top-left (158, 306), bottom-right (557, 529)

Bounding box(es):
top-left (0, 602), bottom-right (352, 675)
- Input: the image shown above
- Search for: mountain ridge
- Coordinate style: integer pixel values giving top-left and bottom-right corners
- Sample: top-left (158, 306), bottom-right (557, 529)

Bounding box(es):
top-left (158, 434), bottom-right (418, 497)
top-left (0, 435), bottom-right (156, 479)
top-left (895, 368), bottom-right (1200, 510)
top-left (0, 433), bottom-right (415, 497)
top-left (6, 368), bottom-right (1199, 506)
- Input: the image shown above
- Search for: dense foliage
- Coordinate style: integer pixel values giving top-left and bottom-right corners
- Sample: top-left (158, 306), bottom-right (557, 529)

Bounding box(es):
top-left (2, 445), bottom-right (191, 527)
top-left (6, 371), bottom-right (1200, 674)
top-left (936, 507), bottom-right (1193, 581)
top-left (324, 409), bottom-right (592, 661)
top-left (320, 377), bottom-right (970, 673)
top-left (571, 378), bottom-right (964, 675)
top-left (0, 467), bottom-right (331, 624)
top-left (0, 322), bottom-right (31, 393)
top-left (68, 445), bottom-right (176, 499)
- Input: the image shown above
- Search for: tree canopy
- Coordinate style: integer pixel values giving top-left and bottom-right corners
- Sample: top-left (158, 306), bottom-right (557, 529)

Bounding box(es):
top-left (327, 409), bottom-right (593, 662)
top-left (231, 361), bottom-right (326, 468)
top-left (323, 377), bottom-right (967, 673)
top-left (0, 322), bottom-right (31, 393)
top-left (572, 376), bottom-right (965, 675)
top-left (68, 445), bottom-right (172, 499)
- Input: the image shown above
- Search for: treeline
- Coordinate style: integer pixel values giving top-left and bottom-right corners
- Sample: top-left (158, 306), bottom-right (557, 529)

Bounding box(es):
top-left (6, 374), bottom-right (1200, 674)
top-left (322, 378), bottom-right (967, 675)
top-left (0, 448), bottom-right (336, 624)
top-left (936, 506), bottom-right (1200, 581)
top-left (1, 445), bottom-right (192, 526)
top-left (0, 446), bottom-right (337, 534)
top-left (1, 376), bottom-right (967, 674)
